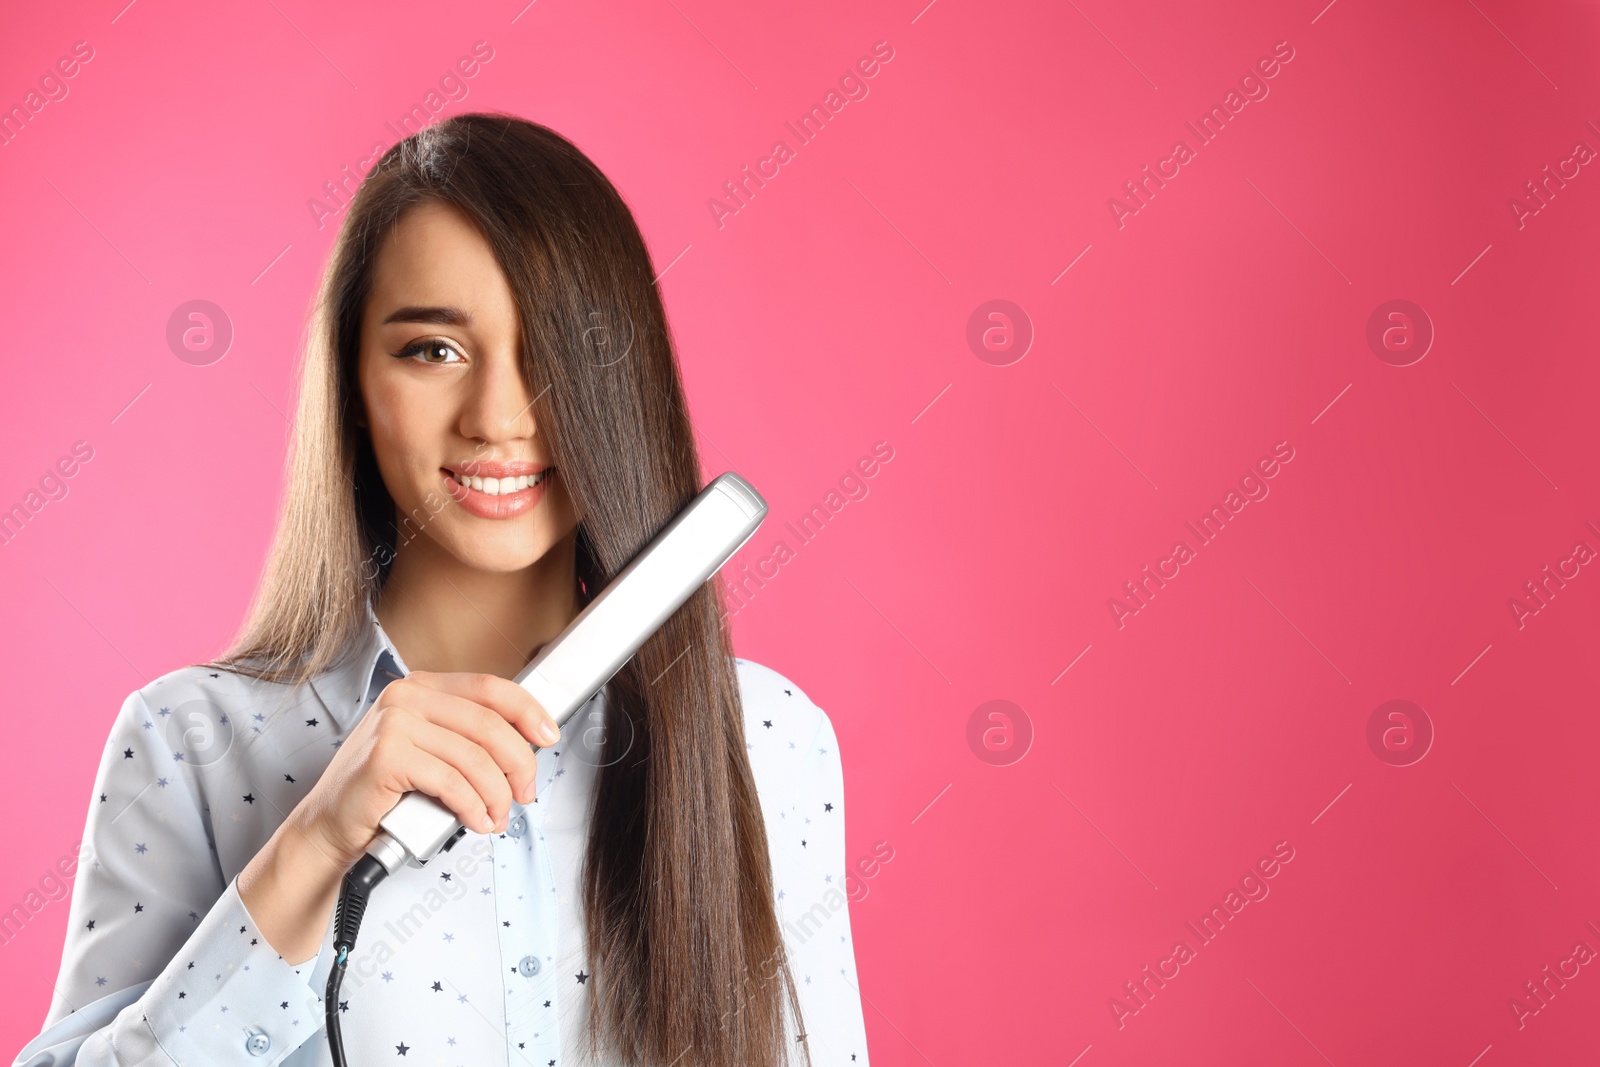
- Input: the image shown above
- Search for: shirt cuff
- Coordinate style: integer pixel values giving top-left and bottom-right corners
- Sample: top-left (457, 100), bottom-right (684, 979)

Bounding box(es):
top-left (140, 877), bottom-right (326, 1066)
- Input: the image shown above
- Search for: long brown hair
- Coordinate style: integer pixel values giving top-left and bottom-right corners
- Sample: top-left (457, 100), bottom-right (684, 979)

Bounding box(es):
top-left (210, 112), bottom-right (808, 1067)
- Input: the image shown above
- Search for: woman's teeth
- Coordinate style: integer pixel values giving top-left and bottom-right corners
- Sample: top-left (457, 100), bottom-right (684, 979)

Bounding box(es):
top-left (451, 470), bottom-right (548, 495)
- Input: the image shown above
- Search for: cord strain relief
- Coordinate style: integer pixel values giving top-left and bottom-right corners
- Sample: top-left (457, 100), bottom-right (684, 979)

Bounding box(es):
top-left (333, 853), bottom-right (389, 947)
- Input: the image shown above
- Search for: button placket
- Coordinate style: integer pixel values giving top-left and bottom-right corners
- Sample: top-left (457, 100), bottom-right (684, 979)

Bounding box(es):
top-left (494, 745), bottom-right (562, 1061)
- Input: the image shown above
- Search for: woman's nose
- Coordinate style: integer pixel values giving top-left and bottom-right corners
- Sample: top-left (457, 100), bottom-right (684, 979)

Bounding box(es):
top-left (461, 347), bottom-right (539, 441)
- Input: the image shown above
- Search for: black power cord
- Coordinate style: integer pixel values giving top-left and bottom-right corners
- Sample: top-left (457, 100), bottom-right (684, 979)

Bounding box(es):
top-left (325, 854), bottom-right (391, 1067)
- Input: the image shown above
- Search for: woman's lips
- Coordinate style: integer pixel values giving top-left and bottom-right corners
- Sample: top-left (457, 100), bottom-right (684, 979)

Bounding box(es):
top-left (442, 467), bottom-right (552, 519)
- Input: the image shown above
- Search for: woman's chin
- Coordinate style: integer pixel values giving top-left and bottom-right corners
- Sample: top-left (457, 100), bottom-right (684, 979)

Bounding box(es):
top-left (429, 525), bottom-right (554, 574)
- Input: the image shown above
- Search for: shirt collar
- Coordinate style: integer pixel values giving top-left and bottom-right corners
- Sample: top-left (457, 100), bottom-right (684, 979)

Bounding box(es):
top-left (307, 596), bottom-right (411, 734)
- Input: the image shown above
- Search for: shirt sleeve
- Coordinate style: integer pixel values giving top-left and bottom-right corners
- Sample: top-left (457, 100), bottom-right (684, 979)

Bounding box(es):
top-left (11, 683), bottom-right (330, 1067)
top-left (785, 704), bottom-right (872, 1067)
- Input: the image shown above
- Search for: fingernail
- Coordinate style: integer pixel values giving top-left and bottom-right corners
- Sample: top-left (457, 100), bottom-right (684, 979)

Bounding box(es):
top-left (538, 721), bottom-right (559, 745)
top-left (480, 814), bottom-right (494, 833)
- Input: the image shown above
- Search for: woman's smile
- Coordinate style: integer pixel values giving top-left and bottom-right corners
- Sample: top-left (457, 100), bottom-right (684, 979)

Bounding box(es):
top-left (442, 462), bottom-right (556, 519)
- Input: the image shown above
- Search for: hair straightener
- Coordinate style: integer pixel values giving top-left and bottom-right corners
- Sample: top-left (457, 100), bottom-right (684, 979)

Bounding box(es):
top-left (324, 472), bottom-right (768, 1067)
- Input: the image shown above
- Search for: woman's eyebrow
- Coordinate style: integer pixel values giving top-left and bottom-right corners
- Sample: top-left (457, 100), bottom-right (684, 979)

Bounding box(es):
top-left (382, 305), bottom-right (474, 326)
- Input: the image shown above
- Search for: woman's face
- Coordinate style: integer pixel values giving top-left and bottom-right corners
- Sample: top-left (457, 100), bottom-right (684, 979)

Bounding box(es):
top-left (357, 199), bottom-right (580, 573)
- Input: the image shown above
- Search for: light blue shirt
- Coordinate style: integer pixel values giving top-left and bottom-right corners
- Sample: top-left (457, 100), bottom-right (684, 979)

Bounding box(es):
top-left (13, 601), bottom-right (870, 1066)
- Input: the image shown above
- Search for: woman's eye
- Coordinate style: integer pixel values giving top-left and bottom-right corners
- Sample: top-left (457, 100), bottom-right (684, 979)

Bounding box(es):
top-left (394, 339), bottom-right (465, 364)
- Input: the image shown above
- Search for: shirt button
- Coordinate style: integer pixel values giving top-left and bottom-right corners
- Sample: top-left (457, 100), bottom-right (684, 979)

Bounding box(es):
top-left (245, 1028), bottom-right (271, 1056)
top-left (518, 955), bottom-right (541, 977)
top-left (507, 814), bottom-right (527, 838)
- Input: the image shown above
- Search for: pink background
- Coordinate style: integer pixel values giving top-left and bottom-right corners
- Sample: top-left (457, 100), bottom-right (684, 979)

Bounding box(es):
top-left (3, 0), bottom-right (1599, 1063)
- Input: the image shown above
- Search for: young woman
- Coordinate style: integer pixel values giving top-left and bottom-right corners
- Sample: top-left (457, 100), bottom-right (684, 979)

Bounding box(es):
top-left (14, 114), bottom-right (868, 1067)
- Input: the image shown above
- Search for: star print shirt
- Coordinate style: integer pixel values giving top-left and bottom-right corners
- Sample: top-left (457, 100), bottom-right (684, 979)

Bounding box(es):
top-left (12, 603), bottom-right (871, 1067)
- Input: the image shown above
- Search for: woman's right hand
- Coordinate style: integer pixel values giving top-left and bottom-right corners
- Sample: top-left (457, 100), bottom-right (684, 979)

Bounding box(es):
top-left (289, 670), bottom-right (562, 870)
